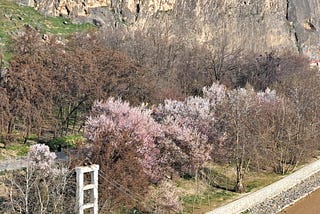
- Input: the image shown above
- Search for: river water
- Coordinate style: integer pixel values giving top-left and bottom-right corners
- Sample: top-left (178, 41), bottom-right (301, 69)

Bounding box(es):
top-left (280, 188), bottom-right (320, 214)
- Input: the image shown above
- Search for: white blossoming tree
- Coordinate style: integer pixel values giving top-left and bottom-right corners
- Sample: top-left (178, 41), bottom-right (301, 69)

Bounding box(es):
top-left (5, 144), bottom-right (73, 214)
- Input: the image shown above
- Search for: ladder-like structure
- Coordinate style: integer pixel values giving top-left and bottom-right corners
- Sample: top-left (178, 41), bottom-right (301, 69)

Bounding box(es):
top-left (75, 164), bottom-right (99, 214)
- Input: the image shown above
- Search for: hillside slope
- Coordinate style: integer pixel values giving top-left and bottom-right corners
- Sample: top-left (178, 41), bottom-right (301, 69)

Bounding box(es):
top-left (0, 0), bottom-right (93, 64)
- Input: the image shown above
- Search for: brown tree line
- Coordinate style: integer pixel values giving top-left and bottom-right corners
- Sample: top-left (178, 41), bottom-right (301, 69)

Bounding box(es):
top-left (0, 28), bottom-right (158, 144)
top-left (1, 27), bottom-right (318, 160)
top-left (1, 26), bottom-right (318, 159)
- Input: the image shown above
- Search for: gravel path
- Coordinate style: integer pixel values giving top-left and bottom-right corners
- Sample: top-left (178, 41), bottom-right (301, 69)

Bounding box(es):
top-left (0, 157), bottom-right (27, 172)
top-left (248, 171), bottom-right (320, 214)
top-left (0, 152), bottom-right (68, 172)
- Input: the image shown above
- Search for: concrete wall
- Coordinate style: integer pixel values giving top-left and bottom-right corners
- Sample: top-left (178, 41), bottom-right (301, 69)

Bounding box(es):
top-left (206, 159), bottom-right (320, 214)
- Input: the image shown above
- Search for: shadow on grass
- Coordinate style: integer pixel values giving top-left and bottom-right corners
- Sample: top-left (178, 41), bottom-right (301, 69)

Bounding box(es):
top-left (201, 167), bottom-right (236, 192)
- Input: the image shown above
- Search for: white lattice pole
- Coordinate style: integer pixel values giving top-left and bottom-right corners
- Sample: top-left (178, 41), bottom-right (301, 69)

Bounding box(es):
top-left (76, 164), bottom-right (99, 214)
top-left (28, 0), bottom-right (34, 7)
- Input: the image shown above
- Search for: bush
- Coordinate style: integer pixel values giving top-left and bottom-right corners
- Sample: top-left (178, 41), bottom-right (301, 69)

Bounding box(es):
top-left (47, 134), bottom-right (85, 151)
top-left (6, 144), bottom-right (30, 156)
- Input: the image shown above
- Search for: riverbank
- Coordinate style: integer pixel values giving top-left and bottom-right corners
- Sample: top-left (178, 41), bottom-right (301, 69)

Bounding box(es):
top-left (249, 170), bottom-right (320, 213)
top-left (206, 159), bottom-right (320, 214)
top-left (280, 187), bottom-right (320, 214)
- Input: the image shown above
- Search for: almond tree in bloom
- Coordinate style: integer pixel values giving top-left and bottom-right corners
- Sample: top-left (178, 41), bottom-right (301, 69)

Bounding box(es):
top-left (202, 82), bottom-right (227, 106)
top-left (159, 116), bottom-right (211, 176)
top-left (153, 83), bottom-right (227, 174)
top-left (154, 97), bottom-right (213, 176)
top-left (86, 98), bottom-right (163, 182)
top-left (84, 97), bottom-right (214, 211)
top-left (85, 98), bottom-right (166, 210)
top-left (147, 179), bottom-right (182, 213)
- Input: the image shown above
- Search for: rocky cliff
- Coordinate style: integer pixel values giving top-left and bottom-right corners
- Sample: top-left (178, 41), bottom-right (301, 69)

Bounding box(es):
top-left (27, 0), bottom-right (320, 58)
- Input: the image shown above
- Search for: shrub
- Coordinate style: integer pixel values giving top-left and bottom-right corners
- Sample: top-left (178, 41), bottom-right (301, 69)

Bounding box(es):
top-left (6, 144), bottom-right (30, 156)
top-left (47, 134), bottom-right (85, 151)
top-left (78, 98), bottom-right (163, 211)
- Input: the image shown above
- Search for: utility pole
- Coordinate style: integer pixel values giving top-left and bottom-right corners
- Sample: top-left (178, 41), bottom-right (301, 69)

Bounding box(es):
top-left (75, 164), bottom-right (99, 214)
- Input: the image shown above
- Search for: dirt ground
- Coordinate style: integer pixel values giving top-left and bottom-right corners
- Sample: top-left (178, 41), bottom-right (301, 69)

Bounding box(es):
top-left (280, 188), bottom-right (320, 214)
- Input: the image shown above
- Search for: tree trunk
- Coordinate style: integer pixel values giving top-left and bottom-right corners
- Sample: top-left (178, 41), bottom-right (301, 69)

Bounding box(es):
top-left (72, 110), bottom-right (77, 134)
top-left (7, 118), bottom-right (13, 133)
top-left (235, 161), bottom-right (245, 193)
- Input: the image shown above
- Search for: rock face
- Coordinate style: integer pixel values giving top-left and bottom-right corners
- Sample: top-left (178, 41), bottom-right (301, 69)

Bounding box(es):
top-left (287, 0), bottom-right (320, 60)
top-left (29, 0), bottom-right (110, 16)
top-left (27, 0), bottom-right (320, 58)
top-left (28, 0), bottom-right (174, 17)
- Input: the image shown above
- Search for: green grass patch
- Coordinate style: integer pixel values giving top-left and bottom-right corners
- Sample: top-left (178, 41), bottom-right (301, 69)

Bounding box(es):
top-left (25, 134), bottom-right (38, 141)
top-left (15, 134), bottom-right (38, 143)
top-left (179, 164), bottom-right (284, 213)
top-left (245, 172), bottom-right (284, 193)
top-left (182, 189), bottom-right (237, 213)
top-left (47, 134), bottom-right (85, 151)
top-left (180, 171), bottom-right (282, 213)
top-left (6, 144), bottom-right (30, 156)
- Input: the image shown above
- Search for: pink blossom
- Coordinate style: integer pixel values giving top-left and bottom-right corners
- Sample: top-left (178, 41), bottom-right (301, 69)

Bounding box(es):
top-left (86, 98), bottom-right (163, 181)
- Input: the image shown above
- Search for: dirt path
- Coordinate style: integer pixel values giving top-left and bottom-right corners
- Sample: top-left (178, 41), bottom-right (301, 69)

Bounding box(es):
top-left (0, 152), bottom-right (68, 172)
top-left (0, 158), bottom-right (27, 172)
top-left (280, 188), bottom-right (320, 214)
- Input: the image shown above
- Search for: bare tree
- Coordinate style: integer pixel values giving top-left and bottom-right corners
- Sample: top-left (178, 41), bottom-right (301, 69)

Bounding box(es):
top-left (215, 86), bottom-right (278, 192)
top-left (4, 144), bottom-right (75, 214)
top-left (268, 68), bottom-right (320, 174)
top-left (204, 37), bottom-right (242, 84)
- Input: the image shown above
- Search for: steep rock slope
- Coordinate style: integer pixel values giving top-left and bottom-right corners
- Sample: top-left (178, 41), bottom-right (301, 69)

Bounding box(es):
top-left (288, 0), bottom-right (320, 59)
top-left (26, 0), bottom-right (320, 57)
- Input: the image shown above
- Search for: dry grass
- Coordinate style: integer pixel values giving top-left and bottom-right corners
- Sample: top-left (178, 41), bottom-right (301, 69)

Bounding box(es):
top-left (178, 164), bottom-right (284, 213)
top-left (0, 148), bottom-right (17, 160)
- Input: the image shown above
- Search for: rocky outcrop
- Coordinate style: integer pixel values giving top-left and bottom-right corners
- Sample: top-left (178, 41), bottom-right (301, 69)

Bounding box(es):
top-left (28, 0), bottom-right (109, 16)
top-left (28, 0), bottom-right (174, 17)
top-left (287, 0), bottom-right (320, 60)
top-left (26, 0), bottom-right (320, 58)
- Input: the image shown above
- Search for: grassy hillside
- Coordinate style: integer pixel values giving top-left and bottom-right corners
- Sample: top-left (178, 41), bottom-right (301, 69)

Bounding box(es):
top-left (0, 0), bottom-right (94, 65)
